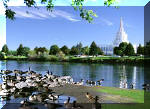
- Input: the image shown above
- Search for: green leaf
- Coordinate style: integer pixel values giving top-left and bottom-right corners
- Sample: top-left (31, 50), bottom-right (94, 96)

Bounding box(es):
top-left (5, 9), bottom-right (16, 20)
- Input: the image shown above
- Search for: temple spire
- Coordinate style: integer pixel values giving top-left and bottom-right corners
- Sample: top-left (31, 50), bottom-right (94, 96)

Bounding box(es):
top-left (113, 17), bottom-right (129, 47)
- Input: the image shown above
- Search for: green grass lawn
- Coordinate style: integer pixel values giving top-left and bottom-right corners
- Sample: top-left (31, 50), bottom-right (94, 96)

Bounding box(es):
top-left (94, 86), bottom-right (144, 103)
top-left (7, 55), bottom-right (27, 59)
top-left (102, 91), bottom-right (150, 109)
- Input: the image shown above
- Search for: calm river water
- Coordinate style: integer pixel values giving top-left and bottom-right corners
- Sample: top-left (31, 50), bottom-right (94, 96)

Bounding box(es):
top-left (0, 60), bottom-right (145, 89)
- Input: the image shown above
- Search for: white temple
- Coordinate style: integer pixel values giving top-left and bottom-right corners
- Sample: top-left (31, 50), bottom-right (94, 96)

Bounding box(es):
top-left (113, 17), bottom-right (129, 47)
top-left (100, 17), bottom-right (136, 55)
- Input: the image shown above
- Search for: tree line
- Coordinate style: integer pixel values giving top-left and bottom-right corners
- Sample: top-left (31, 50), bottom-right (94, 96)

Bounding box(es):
top-left (0, 41), bottom-right (104, 57)
top-left (114, 41), bottom-right (149, 56)
top-left (1, 41), bottom-right (149, 58)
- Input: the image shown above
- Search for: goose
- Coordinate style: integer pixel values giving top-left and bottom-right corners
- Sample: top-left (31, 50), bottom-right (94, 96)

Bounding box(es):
top-left (7, 79), bottom-right (15, 87)
top-left (97, 81), bottom-right (102, 86)
top-left (46, 70), bottom-right (50, 75)
top-left (130, 83), bottom-right (135, 89)
top-left (76, 79), bottom-right (84, 85)
top-left (94, 96), bottom-right (99, 103)
top-left (2, 81), bottom-right (11, 90)
top-left (0, 84), bottom-right (2, 91)
top-left (29, 94), bottom-right (37, 102)
top-left (2, 75), bottom-right (7, 81)
top-left (20, 99), bottom-right (34, 107)
top-left (142, 83), bottom-right (150, 87)
top-left (64, 97), bottom-right (71, 108)
top-left (85, 92), bottom-right (95, 102)
top-left (48, 94), bottom-right (61, 101)
top-left (50, 71), bottom-right (53, 75)
top-left (97, 79), bottom-right (104, 84)
top-left (44, 98), bottom-right (53, 103)
top-left (86, 80), bottom-right (90, 85)
top-left (4, 70), bottom-right (13, 75)
top-left (28, 67), bottom-right (31, 72)
top-left (142, 83), bottom-right (150, 91)
top-left (89, 81), bottom-right (96, 86)
top-left (0, 89), bottom-right (11, 96)
top-left (123, 82), bottom-right (128, 89)
top-left (36, 93), bottom-right (47, 102)
top-left (48, 94), bottom-right (57, 101)
top-left (72, 100), bottom-right (82, 109)
top-left (14, 70), bottom-right (21, 74)
top-left (0, 70), bottom-right (5, 73)
top-left (64, 96), bottom-right (70, 105)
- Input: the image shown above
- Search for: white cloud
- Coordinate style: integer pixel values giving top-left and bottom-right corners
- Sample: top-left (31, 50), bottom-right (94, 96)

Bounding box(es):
top-left (100, 18), bottom-right (113, 26)
top-left (53, 10), bottom-right (80, 22)
top-left (93, 16), bottom-right (113, 26)
top-left (10, 7), bottom-right (80, 22)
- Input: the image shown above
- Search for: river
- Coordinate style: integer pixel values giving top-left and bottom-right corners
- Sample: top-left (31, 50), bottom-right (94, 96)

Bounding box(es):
top-left (0, 60), bottom-right (145, 90)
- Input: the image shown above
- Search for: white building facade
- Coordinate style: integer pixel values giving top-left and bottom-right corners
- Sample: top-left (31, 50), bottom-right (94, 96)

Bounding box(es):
top-left (100, 17), bottom-right (137, 55)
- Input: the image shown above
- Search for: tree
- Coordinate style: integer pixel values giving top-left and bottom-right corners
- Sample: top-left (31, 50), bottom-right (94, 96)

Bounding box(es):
top-left (113, 47), bottom-right (120, 55)
top-left (97, 47), bottom-right (103, 55)
top-left (118, 42), bottom-right (128, 56)
top-left (56, 51), bottom-right (65, 60)
top-left (76, 42), bottom-right (83, 55)
top-left (81, 46), bottom-right (89, 55)
top-left (137, 44), bottom-right (144, 55)
top-left (1, 44), bottom-right (9, 55)
top-left (3, 0), bottom-right (115, 22)
top-left (124, 43), bottom-right (135, 56)
top-left (0, 52), bottom-right (6, 59)
top-left (60, 45), bottom-right (70, 55)
top-left (17, 44), bottom-right (24, 56)
top-left (34, 47), bottom-right (39, 55)
top-left (23, 47), bottom-right (30, 56)
top-left (8, 50), bottom-right (17, 56)
top-left (70, 46), bottom-right (78, 55)
top-left (49, 45), bottom-right (60, 55)
top-left (89, 41), bottom-right (98, 56)
top-left (34, 47), bottom-right (47, 55)
top-left (16, 44), bottom-right (30, 56)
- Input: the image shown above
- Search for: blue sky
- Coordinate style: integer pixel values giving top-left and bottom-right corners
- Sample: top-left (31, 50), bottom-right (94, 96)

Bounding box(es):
top-left (0, 0), bottom-right (148, 50)
top-left (6, 6), bottom-right (144, 50)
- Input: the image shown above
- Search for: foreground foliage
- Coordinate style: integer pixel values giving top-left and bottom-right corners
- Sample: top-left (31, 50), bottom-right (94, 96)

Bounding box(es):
top-left (2, 0), bottom-right (116, 22)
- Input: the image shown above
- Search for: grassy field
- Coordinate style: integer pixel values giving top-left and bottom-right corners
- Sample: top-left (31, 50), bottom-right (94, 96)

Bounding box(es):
top-left (94, 86), bottom-right (144, 103)
top-left (102, 91), bottom-right (150, 109)
top-left (93, 86), bottom-right (148, 109)
top-left (0, 55), bottom-right (146, 64)
top-left (6, 56), bottom-right (28, 60)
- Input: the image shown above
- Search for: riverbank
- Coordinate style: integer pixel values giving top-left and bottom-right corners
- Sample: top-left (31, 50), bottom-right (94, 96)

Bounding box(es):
top-left (0, 69), bottom-right (144, 104)
top-left (51, 84), bottom-right (144, 103)
top-left (0, 83), bottom-right (144, 103)
top-left (0, 55), bottom-right (147, 65)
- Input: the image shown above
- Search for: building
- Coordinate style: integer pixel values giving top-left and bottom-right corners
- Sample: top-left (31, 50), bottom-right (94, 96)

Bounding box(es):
top-left (113, 17), bottom-right (129, 47)
top-left (100, 44), bottom-right (113, 55)
top-left (100, 17), bottom-right (137, 55)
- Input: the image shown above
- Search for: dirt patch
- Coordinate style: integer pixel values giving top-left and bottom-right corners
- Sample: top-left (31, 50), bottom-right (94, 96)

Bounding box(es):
top-left (51, 84), bottom-right (134, 103)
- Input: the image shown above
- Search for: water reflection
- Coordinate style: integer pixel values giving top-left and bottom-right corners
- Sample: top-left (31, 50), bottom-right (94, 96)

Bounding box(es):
top-left (119, 65), bottom-right (127, 88)
top-left (1, 60), bottom-right (144, 89)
